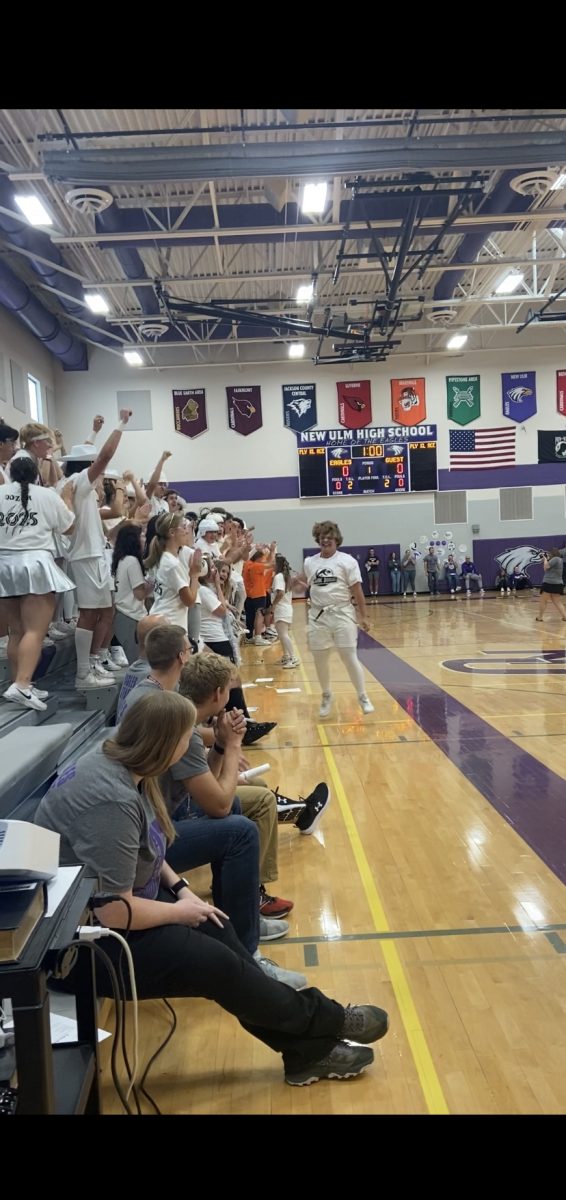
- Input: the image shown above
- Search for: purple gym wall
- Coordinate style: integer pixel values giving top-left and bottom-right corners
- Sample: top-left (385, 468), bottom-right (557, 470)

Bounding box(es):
top-left (471, 535), bottom-right (566, 588)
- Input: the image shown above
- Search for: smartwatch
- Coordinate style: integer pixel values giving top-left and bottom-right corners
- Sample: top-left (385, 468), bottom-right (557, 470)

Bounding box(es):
top-left (170, 878), bottom-right (189, 897)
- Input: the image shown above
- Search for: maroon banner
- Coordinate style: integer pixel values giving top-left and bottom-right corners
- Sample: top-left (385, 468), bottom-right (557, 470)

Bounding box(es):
top-left (558, 370), bottom-right (566, 417)
top-left (227, 385), bottom-right (263, 436)
top-left (337, 380), bottom-right (372, 429)
top-left (173, 388), bottom-right (207, 439)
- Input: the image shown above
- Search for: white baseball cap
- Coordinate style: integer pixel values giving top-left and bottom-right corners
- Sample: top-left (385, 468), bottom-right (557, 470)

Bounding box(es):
top-left (60, 443), bottom-right (96, 462)
top-left (198, 517), bottom-right (220, 534)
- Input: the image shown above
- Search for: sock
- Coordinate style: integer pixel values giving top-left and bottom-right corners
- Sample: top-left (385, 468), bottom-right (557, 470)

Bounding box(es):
top-left (312, 650), bottom-right (332, 695)
top-left (75, 627), bottom-right (93, 677)
top-left (227, 685), bottom-right (250, 719)
top-left (63, 591), bottom-right (76, 621)
top-left (338, 646), bottom-right (366, 697)
top-left (276, 623), bottom-right (294, 659)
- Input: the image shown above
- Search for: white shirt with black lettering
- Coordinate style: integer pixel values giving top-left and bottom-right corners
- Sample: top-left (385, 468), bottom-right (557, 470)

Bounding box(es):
top-left (0, 482), bottom-right (72, 553)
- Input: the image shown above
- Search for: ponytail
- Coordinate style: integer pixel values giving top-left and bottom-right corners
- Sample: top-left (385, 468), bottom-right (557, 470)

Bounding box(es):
top-left (143, 511), bottom-right (184, 570)
top-left (9, 455), bottom-right (38, 511)
top-left (143, 532), bottom-right (166, 571)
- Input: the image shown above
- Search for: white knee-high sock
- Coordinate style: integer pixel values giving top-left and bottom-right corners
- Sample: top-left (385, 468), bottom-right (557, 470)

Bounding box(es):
top-left (63, 590), bottom-right (76, 621)
top-left (75, 627), bottom-right (93, 677)
top-left (312, 649), bottom-right (332, 694)
top-left (338, 646), bottom-right (366, 697)
top-left (276, 622), bottom-right (294, 659)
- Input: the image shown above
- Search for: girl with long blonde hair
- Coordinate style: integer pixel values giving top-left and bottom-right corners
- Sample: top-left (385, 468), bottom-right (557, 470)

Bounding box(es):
top-left (34, 689), bottom-right (388, 1087)
top-left (146, 512), bottom-right (201, 632)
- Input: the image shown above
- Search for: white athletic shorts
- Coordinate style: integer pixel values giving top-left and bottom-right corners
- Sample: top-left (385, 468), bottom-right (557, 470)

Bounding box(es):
top-left (67, 556), bottom-right (113, 609)
top-left (307, 605), bottom-right (358, 652)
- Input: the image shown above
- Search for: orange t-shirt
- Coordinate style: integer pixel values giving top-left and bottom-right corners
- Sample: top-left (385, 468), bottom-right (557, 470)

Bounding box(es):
top-left (243, 560), bottom-right (267, 599)
top-left (264, 567), bottom-right (274, 593)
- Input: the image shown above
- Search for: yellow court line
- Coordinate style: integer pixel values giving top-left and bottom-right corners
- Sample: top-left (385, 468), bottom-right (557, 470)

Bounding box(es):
top-left (317, 724), bottom-right (450, 1116)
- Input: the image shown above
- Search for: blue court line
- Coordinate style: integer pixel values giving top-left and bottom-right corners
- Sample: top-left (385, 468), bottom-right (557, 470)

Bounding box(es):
top-left (356, 630), bottom-right (566, 888)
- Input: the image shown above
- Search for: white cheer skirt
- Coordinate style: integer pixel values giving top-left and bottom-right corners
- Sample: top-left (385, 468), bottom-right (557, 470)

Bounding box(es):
top-left (0, 550), bottom-right (75, 597)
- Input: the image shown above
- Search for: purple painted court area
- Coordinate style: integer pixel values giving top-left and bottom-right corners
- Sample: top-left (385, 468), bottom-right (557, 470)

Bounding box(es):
top-left (357, 629), bottom-right (566, 888)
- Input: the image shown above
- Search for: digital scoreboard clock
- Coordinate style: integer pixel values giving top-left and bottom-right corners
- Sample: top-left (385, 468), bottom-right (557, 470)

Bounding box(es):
top-left (297, 425), bottom-right (438, 497)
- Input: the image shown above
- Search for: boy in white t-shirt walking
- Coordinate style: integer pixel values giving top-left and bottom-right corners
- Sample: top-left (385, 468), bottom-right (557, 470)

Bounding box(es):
top-left (300, 521), bottom-right (374, 717)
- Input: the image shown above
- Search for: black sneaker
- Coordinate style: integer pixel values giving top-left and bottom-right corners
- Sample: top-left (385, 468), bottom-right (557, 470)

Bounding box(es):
top-left (242, 720), bottom-right (277, 746)
top-left (341, 1004), bottom-right (389, 1044)
top-left (273, 786), bottom-right (306, 825)
top-left (285, 1042), bottom-right (374, 1086)
top-left (295, 783), bottom-right (331, 836)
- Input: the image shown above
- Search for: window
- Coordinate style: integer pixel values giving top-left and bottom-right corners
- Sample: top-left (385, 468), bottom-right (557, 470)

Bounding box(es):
top-left (434, 491), bottom-right (468, 524)
top-left (499, 487), bottom-right (533, 521)
top-left (27, 374), bottom-right (43, 422)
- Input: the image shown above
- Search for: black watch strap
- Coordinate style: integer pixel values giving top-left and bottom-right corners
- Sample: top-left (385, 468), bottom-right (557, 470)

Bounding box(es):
top-left (213, 742), bottom-right (225, 755)
top-left (171, 878), bottom-right (189, 896)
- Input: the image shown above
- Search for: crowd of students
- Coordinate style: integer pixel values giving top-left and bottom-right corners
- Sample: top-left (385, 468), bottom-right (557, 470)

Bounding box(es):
top-left (0, 412), bottom-right (388, 1088)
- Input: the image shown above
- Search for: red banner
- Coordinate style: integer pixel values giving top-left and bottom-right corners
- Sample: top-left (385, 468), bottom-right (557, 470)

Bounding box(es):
top-left (391, 377), bottom-right (427, 426)
top-left (558, 370), bottom-right (566, 417)
top-left (173, 388), bottom-right (207, 438)
top-left (337, 380), bottom-right (372, 429)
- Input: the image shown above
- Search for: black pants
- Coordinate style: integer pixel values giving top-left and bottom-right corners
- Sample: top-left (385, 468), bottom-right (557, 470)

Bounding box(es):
top-left (89, 893), bottom-right (344, 1072)
top-left (204, 639), bottom-right (249, 718)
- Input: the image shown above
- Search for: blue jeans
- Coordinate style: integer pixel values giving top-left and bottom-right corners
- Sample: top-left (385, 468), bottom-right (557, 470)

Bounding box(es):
top-left (166, 809), bottom-right (260, 955)
top-left (445, 571), bottom-right (459, 591)
top-left (427, 572), bottom-right (438, 594)
top-left (389, 568), bottom-right (401, 594)
top-left (402, 569), bottom-right (416, 593)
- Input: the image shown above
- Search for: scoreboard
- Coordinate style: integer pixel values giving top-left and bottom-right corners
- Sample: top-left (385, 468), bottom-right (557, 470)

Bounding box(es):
top-left (297, 424), bottom-right (438, 498)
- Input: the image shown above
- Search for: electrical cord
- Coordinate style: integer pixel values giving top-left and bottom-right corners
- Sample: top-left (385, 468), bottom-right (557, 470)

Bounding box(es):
top-left (138, 999), bottom-right (177, 1116)
top-left (62, 939), bottom-right (133, 1115)
top-left (87, 895), bottom-right (141, 1108)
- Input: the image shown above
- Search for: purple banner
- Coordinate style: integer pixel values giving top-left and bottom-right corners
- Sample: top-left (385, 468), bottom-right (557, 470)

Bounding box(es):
top-left (502, 370), bottom-right (537, 423)
top-left (282, 383), bottom-right (317, 433)
top-left (173, 388), bottom-right (207, 439)
top-left (227, 385), bottom-right (262, 436)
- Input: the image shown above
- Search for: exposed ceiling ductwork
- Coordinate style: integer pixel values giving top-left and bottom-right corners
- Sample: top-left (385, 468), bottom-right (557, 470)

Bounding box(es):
top-left (38, 132), bottom-right (566, 185)
top-left (0, 256), bottom-right (88, 369)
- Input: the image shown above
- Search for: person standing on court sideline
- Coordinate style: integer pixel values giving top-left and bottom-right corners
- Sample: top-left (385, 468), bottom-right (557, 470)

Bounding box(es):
top-left (364, 549), bottom-right (380, 600)
top-left (387, 550), bottom-right (402, 595)
top-left (401, 548), bottom-right (417, 598)
top-left (423, 546), bottom-right (439, 596)
top-left (299, 521), bottom-right (374, 718)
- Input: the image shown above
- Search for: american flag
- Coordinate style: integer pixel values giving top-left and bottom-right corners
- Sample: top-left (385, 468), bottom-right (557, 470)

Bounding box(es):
top-left (449, 427), bottom-right (516, 469)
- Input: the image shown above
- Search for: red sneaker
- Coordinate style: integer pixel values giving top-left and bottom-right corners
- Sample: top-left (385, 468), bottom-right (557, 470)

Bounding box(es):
top-left (259, 885), bottom-right (294, 918)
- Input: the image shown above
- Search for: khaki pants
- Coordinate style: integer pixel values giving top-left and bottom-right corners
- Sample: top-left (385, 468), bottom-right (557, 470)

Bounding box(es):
top-left (237, 781), bottom-right (278, 884)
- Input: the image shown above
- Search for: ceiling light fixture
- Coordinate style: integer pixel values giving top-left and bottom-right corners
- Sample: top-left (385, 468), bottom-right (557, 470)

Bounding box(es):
top-left (124, 349), bottom-right (143, 366)
top-left (14, 194), bottom-right (52, 226)
top-left (551, 172), bottom-right (566, 191)
top-left (446, 333), bottom-right (468, 350)
top-left (296, 283), bottom-right (314, 303)
top-left (288, 342), bottom-right (305, 358)
top-left (301, 182), bottom-right (328, 214)
top-left (84, 292), bottom-right (110, 314)
top-left (495, 270), bottom-right (524, 295)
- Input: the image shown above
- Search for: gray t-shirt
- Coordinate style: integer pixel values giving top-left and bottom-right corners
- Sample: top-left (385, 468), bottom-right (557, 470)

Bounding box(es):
top-left (34, 743), bottom-right (165, 897)
top-left (163, 728), bottom-right (209, 817)
top-left (119, 674), bottom-right (163, 718)
top-left (117, 659), bottom-right (152, 722)
top-left (543, 556), bottom-right (564, 585)
top-left (423, 553), bottom-right (439, 573)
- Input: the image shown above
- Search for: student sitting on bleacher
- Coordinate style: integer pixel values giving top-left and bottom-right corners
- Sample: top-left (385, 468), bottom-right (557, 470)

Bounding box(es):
top-left (0, 456), bottom-right (75, 712)
top-left (34, 690), bottom-right (389, 1087)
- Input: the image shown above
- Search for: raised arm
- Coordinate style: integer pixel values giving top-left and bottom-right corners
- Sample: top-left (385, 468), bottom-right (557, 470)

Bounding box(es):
top-left (86, 409), bottom-right (131, 484)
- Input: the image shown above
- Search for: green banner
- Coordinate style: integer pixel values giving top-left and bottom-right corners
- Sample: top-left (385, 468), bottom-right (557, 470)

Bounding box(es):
top-left (446, 375), bottom-right (481, 426)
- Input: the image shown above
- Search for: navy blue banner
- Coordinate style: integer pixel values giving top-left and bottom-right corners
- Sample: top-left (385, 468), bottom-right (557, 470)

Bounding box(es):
top-left (282, 383), bottom-right (317, 433)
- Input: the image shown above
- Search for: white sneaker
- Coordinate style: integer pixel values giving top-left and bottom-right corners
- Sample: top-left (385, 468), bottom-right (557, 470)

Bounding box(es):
top-left (279, 657), bottom-right (290, 667)
top-left (402, 592), bottom-right (407, 598)
top-left (319, 692), bottom-right (333, 718)
top-left (31, 685), bottom-right (49, 701)
top-left (480, 589), bottom-right (485, 596)
top-left (413, 592), bottom-right (417, 598)
top-left (98, 656), bottom-right (122, 674)
top-left (253, 636), bottom-right (272, 647)
top-left (91, 658), bottom-right (118, 679)
top-left (75, 671), bottom-right (115, 690)
top-left (110, 646), bottom-right (129, 667)
top-left (47, 624), bottom-right (68, 641)
top-left (3, 683), bottom-right (47, 712)
top-left (253, 951), bottom-right (307, 991)
top-left (359, 695), bottom-right (375, 715)
top-left (282, 657), bottom-right (300, 668)
top-left (506, 589), bottom-right (511, 595)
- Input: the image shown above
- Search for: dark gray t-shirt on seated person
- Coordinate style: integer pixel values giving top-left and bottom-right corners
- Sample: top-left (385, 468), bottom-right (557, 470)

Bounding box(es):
top-left (119, 674), bottom-right (163, 717)
top-left (117, 658), bottom-right (152, 722)
top-left (163, 728), bottom-right (209, 817)
top-left (34, 743), bottom-right (165, 898)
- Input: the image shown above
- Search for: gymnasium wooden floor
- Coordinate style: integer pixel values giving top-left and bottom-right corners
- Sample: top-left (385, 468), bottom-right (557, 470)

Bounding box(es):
top-left (100, 591), bottom-right (566, 1115)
